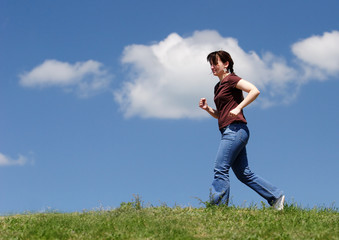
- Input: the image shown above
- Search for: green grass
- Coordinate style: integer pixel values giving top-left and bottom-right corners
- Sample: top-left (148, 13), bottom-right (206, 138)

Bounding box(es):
top-left (0, 198), bottom-right (338, 239)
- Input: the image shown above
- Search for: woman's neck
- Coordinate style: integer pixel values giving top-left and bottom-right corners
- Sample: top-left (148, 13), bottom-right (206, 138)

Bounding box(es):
top-left (219, 72), bottom-right (230, 82)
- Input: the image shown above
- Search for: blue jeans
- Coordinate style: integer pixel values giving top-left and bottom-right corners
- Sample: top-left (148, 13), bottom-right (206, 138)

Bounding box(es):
top-left (211, 122), bottom-right (283, 205)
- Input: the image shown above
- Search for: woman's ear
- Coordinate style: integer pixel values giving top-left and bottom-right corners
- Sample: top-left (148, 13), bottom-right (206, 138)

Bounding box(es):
top-left (224, 61), bottom-right (229, 68)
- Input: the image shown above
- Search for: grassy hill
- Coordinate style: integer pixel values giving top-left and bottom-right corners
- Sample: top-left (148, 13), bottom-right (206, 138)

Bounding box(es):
top-left (0, 199), bottom-right (338, 239)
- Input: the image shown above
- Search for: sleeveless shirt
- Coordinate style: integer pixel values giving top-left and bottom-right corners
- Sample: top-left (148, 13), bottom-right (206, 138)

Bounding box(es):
top-left (214, 73), bottom-right (247, 130)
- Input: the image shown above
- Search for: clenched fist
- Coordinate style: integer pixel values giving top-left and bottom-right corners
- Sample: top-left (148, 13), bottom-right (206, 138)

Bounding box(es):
top-left (199, 98), bottom-right (208, 110)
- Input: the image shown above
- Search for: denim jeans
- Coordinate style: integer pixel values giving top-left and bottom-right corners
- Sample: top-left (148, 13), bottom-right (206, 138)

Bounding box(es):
top-left (211, 122), bottom-right (283, 205)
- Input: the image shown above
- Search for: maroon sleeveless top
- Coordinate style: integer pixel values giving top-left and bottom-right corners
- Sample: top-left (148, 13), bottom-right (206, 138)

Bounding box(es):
top-left (214, 73), bottom-right (247, 130)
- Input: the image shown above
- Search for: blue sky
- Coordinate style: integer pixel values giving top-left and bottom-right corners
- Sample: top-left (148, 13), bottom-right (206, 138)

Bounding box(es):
top-left (1, 0), bottom-right (338, 214)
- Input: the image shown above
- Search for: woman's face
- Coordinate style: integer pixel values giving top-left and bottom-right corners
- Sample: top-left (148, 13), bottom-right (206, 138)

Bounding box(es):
top-left (209, 55), bottom-right (228, 77)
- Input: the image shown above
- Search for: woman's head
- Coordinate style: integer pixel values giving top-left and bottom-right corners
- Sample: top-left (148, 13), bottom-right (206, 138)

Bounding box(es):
top-left (207, 50), bottom-right (234, 73)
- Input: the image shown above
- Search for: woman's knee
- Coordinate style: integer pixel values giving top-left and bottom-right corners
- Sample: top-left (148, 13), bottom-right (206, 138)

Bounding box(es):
top-left (234, 169), bottom-right (254, 183)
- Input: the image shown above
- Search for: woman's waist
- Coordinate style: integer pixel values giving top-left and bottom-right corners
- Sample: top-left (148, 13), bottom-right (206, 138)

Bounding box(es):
top-left (219, 121), bottom-right (247, 133)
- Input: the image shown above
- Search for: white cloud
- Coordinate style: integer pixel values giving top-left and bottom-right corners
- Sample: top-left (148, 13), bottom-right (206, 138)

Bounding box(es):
top-left (292, 31), bottom-right (339, 77)
top-left (19, 30), bottom-right (339, 119)
top-left (114, 30), bottom-right (305, 119)
top-left (19, 59), bottom-right (112, 97)
top-left (115, 32), bottom-right (217, 119)
top-left (0, 152), bottom-right (30, 166)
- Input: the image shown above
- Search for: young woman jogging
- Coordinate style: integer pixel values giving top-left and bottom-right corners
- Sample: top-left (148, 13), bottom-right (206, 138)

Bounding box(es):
top-left (199, 50), bottom-right (285, 210)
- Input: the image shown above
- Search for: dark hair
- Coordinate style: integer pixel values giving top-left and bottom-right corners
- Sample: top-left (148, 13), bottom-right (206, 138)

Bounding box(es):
top-left (207, 50), bottom-right (234, 73)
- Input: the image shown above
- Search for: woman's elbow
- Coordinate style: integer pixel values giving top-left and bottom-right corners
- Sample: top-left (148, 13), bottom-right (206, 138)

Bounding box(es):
top-left (250, 88), bottom-right (260, 97)
top-left (256, 89), bottom-right (260, 96)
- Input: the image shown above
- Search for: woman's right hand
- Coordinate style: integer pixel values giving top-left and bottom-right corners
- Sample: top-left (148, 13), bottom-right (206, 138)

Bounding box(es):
top-left (199, 98), bottom-right (219, 119)
top-left (199, 98), bottom-right (208, 110)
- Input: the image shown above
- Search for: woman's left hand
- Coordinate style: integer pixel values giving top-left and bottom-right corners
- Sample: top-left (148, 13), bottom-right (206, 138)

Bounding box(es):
top-left (229, 107), bottom-right (241, 117)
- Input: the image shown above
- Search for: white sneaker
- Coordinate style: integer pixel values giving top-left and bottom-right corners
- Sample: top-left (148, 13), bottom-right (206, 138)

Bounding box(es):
top-left (273, 195), bottom-right (285, 210)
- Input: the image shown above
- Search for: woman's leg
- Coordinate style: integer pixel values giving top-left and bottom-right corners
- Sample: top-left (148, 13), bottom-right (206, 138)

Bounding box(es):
top-left (210, 136), bottom-right (233, 205)
top-left (232, 142), bottom-right (284, 205)
top-left (210, 123), bottom-right (248, 205)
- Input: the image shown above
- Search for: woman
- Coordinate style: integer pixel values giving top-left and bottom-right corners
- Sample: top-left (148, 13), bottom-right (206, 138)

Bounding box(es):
top-left (199, 50), bottom-right (284, 210)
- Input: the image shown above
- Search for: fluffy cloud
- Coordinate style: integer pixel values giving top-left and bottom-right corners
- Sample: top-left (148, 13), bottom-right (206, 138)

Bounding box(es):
top-left (115, 30), bottom-right (339, 118)
top-left (114, 30), bottom-right (305, 118)
top-left (0, 152), bottom-right (29, 166)
top-left (19, 30), bottom-right (339, 119)
top-left (19, 60), bottom-right (112, 97)
top-left (115, 32), bottom-right (217, 119)
top-left (292, 31), bottom-right (339, 77)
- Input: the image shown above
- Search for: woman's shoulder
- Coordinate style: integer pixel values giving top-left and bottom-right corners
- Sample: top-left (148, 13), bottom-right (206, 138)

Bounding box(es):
top-left (229, 73), bottom-right (241, 80)
top-left (227, 73), bottom-right (242, 87)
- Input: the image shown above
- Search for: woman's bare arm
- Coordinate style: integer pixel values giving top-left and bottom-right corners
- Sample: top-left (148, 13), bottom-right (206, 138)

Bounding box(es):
top-left (199, 98), bottom-right (219, 119)
top-left (229, 79), bottom-right (260, 116)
